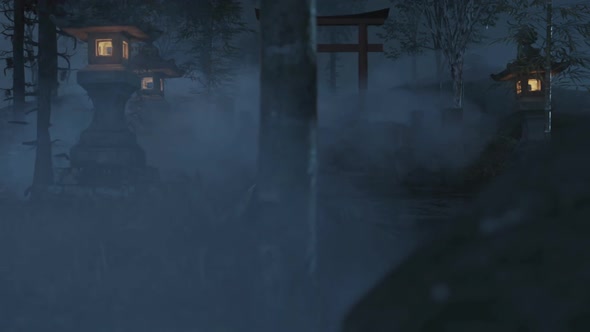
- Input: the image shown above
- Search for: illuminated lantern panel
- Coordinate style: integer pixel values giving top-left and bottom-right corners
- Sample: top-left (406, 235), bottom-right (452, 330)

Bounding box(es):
top-left (96, 39), bottom-right (113, 56)
top-left (123, 41), bottom-right (129, 59)
top-left (142, 77), bottom-right (154, 90)
top-left (516, 78), bottom-right (542, 95)
top-left (528, 78), bottom-right (541, 92)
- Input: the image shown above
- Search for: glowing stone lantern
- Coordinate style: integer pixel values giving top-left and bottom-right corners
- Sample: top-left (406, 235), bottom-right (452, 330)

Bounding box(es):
top-left (129, 43), bottom-right (183, 101)
top-left (57, 20), bottom-right (159, 186)
top-left (490, 27), bottom-right (569, 141)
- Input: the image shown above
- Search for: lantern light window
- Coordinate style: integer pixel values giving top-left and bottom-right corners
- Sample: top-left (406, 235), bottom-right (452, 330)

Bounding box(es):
top-left (96, 39), bottom-right (113, 56)
top-left (516, 78), bottom-right (542, 95)
top-left (142, 77), bottom-right (154, 90)
top-left (527, 78), bottom-right (541, 92)
top-left (122, 41), bottom-right (129, 59)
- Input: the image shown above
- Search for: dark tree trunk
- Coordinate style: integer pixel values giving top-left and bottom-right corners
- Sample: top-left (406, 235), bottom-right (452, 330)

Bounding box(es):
top-left (449, 52), bottom-right (464, 109)
top-left (32, 0), bottom-right (55, 195)
top-left (201, 25), bottom-right (214, 103)
top-left (12, 0), bottom-right (25, 113)
top-left (411, 55), bottom-right (418, 87)
top-left (256, 0), bottom-right (318, 331)
top-left (544, 0), bottom-right (553, 135)
top-left (410, 21), bottom-right (419, 88)
top-left (435, 45), bottom-right (444, 104)
top-left (49, 20), bottom-right (58, 98)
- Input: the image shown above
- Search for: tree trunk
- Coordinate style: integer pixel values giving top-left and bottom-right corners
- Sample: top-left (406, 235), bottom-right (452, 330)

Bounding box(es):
top-left (25, 23), bottom-right (38, 93)
top-left (411, 22), bottom-right (419, 88)
top-left (434, 45), bottom-right (444, 105)
top-left (12, 0), bottom-right (25, 113)
top-left (544, 0), bottom-right (553, 135)
top-left (32, 0), bottom-right (55, 195)
top-left (411, 55), bottom-right (418, 87)
top-left (449, 53), bottom-right (464, 109)
top-left (49, 22), bottom-right (58, 98)
top-left (327, 31), bottom-right (338, 93)
top-left (257, 0), bottom-right (318, 331)
top-left (202, 27), bottom-right (214, 103)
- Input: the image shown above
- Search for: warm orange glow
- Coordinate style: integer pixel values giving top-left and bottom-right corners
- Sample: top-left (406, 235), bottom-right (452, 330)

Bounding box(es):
top-left (142, 77), bottom-right (154, 90)
top-left (516, 78), bottom-right (542, 94)
top-left (527, 78), bottom-right (541, 92)
top-left (122, 41), bottom-right (129, 59)
top-left (96, 39), bottom-right (113, 56)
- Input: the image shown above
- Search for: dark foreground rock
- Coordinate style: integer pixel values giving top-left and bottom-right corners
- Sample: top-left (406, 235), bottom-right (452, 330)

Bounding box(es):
top-left (342, 113), bottom-right (590, 332)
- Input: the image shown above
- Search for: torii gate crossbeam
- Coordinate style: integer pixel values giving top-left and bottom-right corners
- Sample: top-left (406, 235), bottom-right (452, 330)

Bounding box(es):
top-left (255, 8), bottom-right (390, 93)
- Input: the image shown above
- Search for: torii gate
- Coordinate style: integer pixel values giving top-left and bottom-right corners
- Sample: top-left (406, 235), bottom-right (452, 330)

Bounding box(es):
top-left (255, 8), bottom-right (390, 93)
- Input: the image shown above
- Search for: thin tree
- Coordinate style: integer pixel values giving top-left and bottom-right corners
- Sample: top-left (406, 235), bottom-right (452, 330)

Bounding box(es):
top-left (383, 0), bottom-right (503, 108)
top-left (174, 0), bottom-right (250, 100)
top-left (381, 0), bottom-right (446, 93)
top-left (1, 0), bottom-right (73, 107)
top-left (12, 0), bottom-right (25, 112)
top-left (0, 0), bottom-right (30, 108)
top-left (428, 0), bottom-right (503, 109)
top-left (31, 0), bottom-right (54, 195)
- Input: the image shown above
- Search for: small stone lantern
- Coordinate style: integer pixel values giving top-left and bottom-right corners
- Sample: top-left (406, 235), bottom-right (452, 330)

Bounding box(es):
top-left (58, 21), bottom-right (157, 186)
top-left (491, 28), bottom-right (569, 141)
top-left (129, 43), bottom-right (183, 100)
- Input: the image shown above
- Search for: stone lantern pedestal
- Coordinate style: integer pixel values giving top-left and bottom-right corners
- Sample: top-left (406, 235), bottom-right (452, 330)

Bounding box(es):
top-left (64, 69), bottom-right (157, 188)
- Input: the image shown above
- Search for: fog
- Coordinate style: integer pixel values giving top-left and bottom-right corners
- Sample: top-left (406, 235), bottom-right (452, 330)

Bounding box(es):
top-left (0, 53), bottom-right (486, 331)
top-left (1, 1), bottom-right (589, 331)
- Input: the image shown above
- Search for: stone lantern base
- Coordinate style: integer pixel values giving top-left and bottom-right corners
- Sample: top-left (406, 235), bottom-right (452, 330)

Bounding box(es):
top-left (58, 68), bottom-right (159, 190)
top-left (520, 109), bottom-right (547, 142)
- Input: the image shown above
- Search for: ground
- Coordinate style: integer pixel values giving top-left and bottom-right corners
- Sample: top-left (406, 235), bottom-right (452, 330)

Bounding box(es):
top-left (1, 86), bottom-right (583, 331)
top-left (342, 112), bottom-right (590, 332)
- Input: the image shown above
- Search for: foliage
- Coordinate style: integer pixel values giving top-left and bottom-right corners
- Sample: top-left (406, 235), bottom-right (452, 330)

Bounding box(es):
top-left (381, 0), bottom-right (501, 59)
top-left (171, 0), bottom-right (251, 97)
top-left (0, 0), bottom-right (76, 101)
top-left (59, 0), bottom-right (160, 29)
top-left (497, 0), bottom-right (590, 91)
top-left (56, 0), bottom-right (251, 97)
top-left (382, 0), bottom-right (505, 108)
top-left (0, 0), bottom-right (39, 100)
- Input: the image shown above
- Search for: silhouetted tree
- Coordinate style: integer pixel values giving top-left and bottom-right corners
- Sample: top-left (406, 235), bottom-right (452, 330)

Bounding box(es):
top-left (0, 0), bottom-right (36, 106)
top-left (12, 0), bottom-right (24, 112)
top-left (174, 0), bottom-right (250, 99)
top-left (1, 0), bottom-right (74, 109)
top-left (382, 0), bottom-right (446, 92)
top-left (31, 0), bottom-right (55, 195)
top-left (382, 0), bottom-right (503, 108)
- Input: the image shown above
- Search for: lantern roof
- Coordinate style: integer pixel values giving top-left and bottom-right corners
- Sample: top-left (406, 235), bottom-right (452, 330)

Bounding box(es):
top-left (490, 61), bottom-right (570, 82)
top-left (129, 43), bottom-right (183, 78)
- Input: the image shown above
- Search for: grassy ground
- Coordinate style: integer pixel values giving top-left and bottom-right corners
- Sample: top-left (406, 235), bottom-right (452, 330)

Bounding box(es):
top-left (0, 185), bottom-right (262, 332)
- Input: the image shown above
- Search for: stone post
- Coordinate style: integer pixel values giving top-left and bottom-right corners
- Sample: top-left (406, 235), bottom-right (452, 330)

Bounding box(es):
top-left (70, 70), bottom-right (146, 184)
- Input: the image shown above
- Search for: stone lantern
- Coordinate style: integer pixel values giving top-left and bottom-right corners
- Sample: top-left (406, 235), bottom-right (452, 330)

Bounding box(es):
top-left (58, 21), bottom-right (158, 187)
top-left (491, 28), bottom-right (569, 141)
top-left (129, 43), bottom-right (183, 101)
